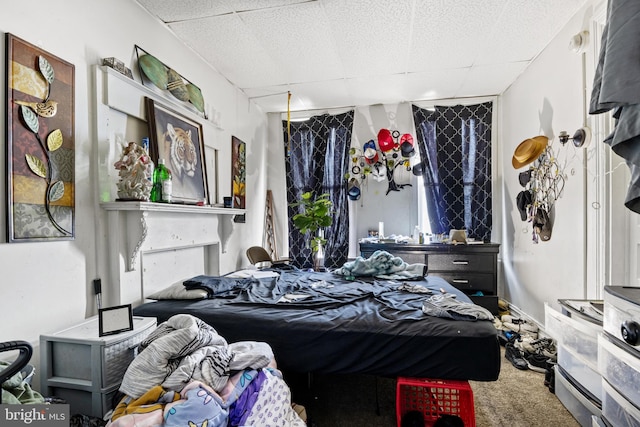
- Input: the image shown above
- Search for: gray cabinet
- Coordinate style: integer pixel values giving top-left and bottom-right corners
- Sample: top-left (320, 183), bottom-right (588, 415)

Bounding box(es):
top-left (359, 242), bottom-right (500, 313)
top-left (40, 316), bottom-right (156, 418)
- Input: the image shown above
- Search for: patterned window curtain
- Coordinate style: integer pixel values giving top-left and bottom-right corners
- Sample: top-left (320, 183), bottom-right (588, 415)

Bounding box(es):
top-left (283, 111), bottom-right (354, 268)
top-left (411, 102), bottom-right (493, 241)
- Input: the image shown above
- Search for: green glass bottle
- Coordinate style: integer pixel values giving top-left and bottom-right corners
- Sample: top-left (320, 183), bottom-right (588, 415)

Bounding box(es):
top-left (151, 158), bottom-right (171, 202)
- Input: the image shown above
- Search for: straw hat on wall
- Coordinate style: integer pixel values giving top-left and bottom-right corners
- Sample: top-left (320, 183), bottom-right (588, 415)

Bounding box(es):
top-left (512, 136), bottom-right (548, 169)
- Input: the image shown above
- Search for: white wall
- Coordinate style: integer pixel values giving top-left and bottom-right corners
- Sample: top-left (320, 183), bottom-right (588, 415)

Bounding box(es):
top-left (500, 0), bottom-right (604, 323)
top-left (0, 1), bottom-right (267, 348)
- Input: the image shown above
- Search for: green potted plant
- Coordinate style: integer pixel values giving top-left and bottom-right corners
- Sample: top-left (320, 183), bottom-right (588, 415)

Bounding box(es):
top-left (290, 191), bottom-right (333, 254)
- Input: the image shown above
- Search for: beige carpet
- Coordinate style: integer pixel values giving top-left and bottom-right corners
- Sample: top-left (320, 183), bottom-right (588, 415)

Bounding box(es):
top-left (470, 347), bottom-right (579, 427)
top-left (289, 347), bottom-right (580, 426)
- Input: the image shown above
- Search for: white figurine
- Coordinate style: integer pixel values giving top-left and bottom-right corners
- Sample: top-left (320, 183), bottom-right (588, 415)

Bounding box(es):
top-left (113, 141), bottom-right (154, 200)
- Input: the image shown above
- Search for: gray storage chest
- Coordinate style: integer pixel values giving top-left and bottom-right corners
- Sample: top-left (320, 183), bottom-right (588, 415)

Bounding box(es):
top-left (40, 316), bottom-right (156, 418)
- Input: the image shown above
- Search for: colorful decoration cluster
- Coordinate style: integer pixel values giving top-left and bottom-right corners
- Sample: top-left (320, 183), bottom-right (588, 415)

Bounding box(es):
top-left (346, 129), bottom-right (417, 200)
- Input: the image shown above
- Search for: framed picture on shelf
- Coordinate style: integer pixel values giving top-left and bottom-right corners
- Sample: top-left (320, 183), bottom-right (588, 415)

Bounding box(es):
top-left (5, 33), bottom-right (76, 242)
top-left (145, 97), bottom-right (208, 205)
top-left (231, 136), bottom-right (246, 223)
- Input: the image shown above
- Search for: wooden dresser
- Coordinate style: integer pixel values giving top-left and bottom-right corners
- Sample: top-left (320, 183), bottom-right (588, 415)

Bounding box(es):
top-left (359, 242), bottom-right (500, 313)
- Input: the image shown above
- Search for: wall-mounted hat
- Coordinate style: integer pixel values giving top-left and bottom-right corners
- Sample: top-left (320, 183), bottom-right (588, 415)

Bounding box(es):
top-left (518, 170), bottom-right (532, 187)
top-left (516, 190), bottom-right (533, 221)
top-left (347, 178), bottom-right (361, 201)
top-left (399, 134), bottom-right (415, 158)
top-left (512, 136), bottom-right (548, 169)
top-left (533, 208), bottom-right (552, 241)
top-left (364, 147), bottom-right (379, 164)
top-left (371, 162), bottom-right (387, 182)
top-left (412, 161), bottom-right (425, 176)
top-left (377, 129), bottom-right (395, 152)
top-left (363, 139), bottom-right (376, 151)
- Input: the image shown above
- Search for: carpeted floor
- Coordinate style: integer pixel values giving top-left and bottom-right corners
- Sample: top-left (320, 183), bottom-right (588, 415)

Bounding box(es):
top-left (286, 347), bottom-right (579, 427)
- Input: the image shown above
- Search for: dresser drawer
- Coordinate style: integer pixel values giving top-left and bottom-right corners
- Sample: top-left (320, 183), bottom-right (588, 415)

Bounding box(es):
top-left (427, 253), bottom-right (495, 273)
top-left (430, 272), bottom-right (494, 293)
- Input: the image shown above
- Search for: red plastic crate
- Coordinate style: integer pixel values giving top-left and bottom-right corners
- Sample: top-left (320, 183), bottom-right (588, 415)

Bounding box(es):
top-left (396, 377), bottom-right (475, 427)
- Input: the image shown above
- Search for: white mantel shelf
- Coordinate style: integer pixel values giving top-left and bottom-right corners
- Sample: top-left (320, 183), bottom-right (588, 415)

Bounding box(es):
top-left (101, 201), bottom-right (244, 215)
top-left (101, 201), bottom-right (244, 274)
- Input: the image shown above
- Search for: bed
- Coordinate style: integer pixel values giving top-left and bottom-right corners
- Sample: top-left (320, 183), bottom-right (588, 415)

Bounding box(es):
top-left (132, 265), bottom-right (501, 382)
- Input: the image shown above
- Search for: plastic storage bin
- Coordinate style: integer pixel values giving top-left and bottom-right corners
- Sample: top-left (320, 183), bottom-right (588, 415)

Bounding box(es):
top-left (603, 286), bottom-right (640, 355)
top-left (545, 303), bottom-right (600, 367)
top-left (554, 366), bottom-right (602, 427)
top-left (601, 379), bottom-right (640, 427)
top-left (396, 377), bottom-right (475, 427)
top-left (40, 316), bottom-right (156, 418)
top-left (598, 332), bottom-right (640, 406)
top-left (558, 343), bottom-right (602, 401)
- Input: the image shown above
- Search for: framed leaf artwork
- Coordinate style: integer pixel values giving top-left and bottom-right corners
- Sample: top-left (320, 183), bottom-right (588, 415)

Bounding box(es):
top-left (5, 33), bottom-right (75, 242)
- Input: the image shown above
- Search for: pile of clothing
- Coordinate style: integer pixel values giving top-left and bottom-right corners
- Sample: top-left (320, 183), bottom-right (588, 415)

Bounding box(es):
top-left (334, 250), bottom-right (426, 280)
top-left (107, 314), bottom-right (305, 427)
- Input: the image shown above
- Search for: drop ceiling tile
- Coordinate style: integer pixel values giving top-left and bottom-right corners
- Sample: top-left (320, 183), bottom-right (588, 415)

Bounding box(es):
top-left (135, 0), bottom-right (233, 22)
top-left (408, 0), bottom-right (506, 71)
top-left (321, 0), bottom-right (414, 78)
top-left (345, 74), bottom-right (410, 107)
top-left (245, 80), bottom-right (353, 113)
top-left (402, 68), bottom-right (470, 101)
top-left (135, 0), bottom-right (309, 22)
top-left (457, 62), bottom-right (529, 97)
top-left (475, 0), bottom-right (589, 65)
top-left (238, 2), bottom-right (344, 85)
top-left (286, 79), bottom-right (352, 112)
top-left (244, 86), bottom-right (293, 113)
top-left (169, 14), bottom-right (284, 88)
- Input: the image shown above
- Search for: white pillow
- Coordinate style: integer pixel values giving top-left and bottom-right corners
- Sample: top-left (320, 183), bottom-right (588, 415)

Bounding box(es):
top-left (146, 280), bottom-right (208, 300)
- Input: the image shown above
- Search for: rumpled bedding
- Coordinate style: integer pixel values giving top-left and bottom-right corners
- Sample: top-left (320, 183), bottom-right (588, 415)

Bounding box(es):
top-left (110, 314), bottom-right (304, 427)
top-left (422, 293), bottom-right (494, 321)
top-left (333, 250), bottom-right (426, 279)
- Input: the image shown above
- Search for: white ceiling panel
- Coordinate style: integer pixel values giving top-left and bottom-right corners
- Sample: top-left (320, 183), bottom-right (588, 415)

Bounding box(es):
top-left (169, 14), bottom-right (283, 88)
top-left (134, 0), bottom-right (592, 112)
top-left (401, 68), bottom-right (471, 101)
top-left (477, 0), bottom-right (590, 65)
top-left (287, 79), bottom-right (353, 111)
top-left (237, 2), bottom-right (344, 85)
top-left (457, 62), bottom-right (530, 98)
top-left (409, 0), bottom-right (506, 71)
top-left (322, 0), bottom-right (415, 78)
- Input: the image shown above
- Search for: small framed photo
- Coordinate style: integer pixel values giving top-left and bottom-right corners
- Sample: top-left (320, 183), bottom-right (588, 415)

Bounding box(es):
top-left (98, 304), bottom-right (133, 337)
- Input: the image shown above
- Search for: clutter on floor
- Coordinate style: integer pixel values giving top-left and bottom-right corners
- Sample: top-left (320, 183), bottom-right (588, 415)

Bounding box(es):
top-left (493, 310), bottom-right (558, 394)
